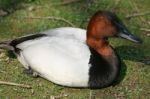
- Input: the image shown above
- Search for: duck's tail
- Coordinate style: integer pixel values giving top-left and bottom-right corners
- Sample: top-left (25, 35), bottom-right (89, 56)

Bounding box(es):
top-left (0, 34), bottom-right (46, 51)
top-left (0, 40), bottom-right (14, 50)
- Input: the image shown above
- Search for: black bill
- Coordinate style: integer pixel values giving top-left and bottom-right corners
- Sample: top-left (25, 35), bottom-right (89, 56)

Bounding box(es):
top-left (117, 30), bottom-right (143, 44)
top-left (115, 20), bottom-right (143, 44)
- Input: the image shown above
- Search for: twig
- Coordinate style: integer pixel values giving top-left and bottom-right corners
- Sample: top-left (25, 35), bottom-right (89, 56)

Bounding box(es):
top-left (50, 93), bottom-right (68, 99)
top-left (131, 0), bottom-right (145, 22)
top-left (129, 0), bottom-right (150, 26)
top-left (139, 59), bottom-right (150, 65)
top-left (89, 90), bottom-right (93, 99)
top-left (139, 59), bottom-right (150, 61)
top-left (0, 80), bottom-right (31, 89)
top-left (13, 16), bottom-right (75, 27)
top-left (126, 12), bottom-right (150, 19)
top-left (89, 90), bottom-right (96, 99)
top-left (53, 0), bottom-right (80, 5)
top-left (140, 28), bottom-right (150, 32)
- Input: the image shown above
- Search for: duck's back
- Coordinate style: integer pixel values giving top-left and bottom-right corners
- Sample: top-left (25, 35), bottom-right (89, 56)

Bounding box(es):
top-left (42, 27), bottom-right (86, 42)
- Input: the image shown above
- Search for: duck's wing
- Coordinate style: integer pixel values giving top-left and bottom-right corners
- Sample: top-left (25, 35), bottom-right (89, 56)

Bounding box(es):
top-left (0, 27), bottom-right (86, 51)
top-left (42, 27), bottom-right (86, 42)
top-left (15, 27), bottom-right (86, 49)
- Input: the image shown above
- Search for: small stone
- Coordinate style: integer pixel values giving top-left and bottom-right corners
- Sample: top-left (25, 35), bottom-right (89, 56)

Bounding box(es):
top-left (31, 89), bottom-right (34, 94)
top-left (13, 88), bottom-right (18, 91)
top-left (50, 96), bottom-right (55, 99)
top-left (0, 9), bottom-right (8, 16)
top-left (147, 33), bottom-right (150, 37)
top-left (28, 6), bottom-right (35, 11)
top-left (5, 57), bottom-right (10, 62)
top-left (0, 53), bottom-right (5, 58)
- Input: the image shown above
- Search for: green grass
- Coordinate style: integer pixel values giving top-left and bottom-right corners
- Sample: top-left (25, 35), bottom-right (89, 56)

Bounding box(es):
top-left (0, 0), bottom-right (150, 98)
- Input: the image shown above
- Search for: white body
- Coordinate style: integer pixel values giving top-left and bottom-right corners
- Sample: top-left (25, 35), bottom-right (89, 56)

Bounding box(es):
top-left (16, 27), bottom-right (92, 87)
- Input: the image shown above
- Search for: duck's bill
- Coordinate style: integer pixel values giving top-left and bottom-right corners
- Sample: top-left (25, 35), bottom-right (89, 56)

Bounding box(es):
top-left (117, 31), bottom-right (143, 44)
top-left (113, 17), bottom-right (143, 44)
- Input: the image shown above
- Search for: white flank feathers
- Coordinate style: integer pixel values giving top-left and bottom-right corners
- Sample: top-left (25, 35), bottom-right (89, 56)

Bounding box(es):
top-left (16, 27), bottom-right (91, 87)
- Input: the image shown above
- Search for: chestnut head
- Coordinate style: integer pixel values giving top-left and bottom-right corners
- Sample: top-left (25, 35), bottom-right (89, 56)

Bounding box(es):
top-left (87, 11), bottom-right (142, 44)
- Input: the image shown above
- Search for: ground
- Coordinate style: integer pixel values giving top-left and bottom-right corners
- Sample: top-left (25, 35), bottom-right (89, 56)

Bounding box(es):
top-left (0, 0), bottom-right (150, 99)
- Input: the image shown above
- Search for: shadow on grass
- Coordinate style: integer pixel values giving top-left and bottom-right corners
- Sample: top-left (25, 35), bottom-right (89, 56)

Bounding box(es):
top-left (116, 45), bottom-right (146, 63)
top-left (113, 45), bottom-right (147, 85)
top-left (6, 51), bottom-right (16, 58)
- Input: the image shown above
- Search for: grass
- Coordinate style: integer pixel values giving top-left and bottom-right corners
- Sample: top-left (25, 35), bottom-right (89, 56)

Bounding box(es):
top-left (0, 0), bottom-right (150, 98)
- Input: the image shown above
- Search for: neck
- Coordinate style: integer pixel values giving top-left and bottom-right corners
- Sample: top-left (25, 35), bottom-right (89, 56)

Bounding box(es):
top-left (87, 36), bottom-right (121, 88)
top-left (87, 37), bottom-right (113, 57)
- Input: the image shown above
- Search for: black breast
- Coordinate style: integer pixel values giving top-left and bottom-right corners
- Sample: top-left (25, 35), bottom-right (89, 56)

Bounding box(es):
top-left (88, 47), bottom-right (120, 89)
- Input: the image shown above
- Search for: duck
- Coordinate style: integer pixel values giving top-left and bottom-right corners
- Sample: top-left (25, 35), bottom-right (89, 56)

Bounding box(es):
top-left (0, 11), bottom-right (142, 89)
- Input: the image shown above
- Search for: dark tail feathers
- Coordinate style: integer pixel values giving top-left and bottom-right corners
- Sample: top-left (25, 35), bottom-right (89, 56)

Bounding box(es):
top-left (0, 34), bottom-right (46, 51)
top-left (0, 40), bottom-right (14, 50)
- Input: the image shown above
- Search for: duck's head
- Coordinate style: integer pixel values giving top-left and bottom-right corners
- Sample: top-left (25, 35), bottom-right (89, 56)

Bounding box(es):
top-left (87, 11), bottom-right (143, 44)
